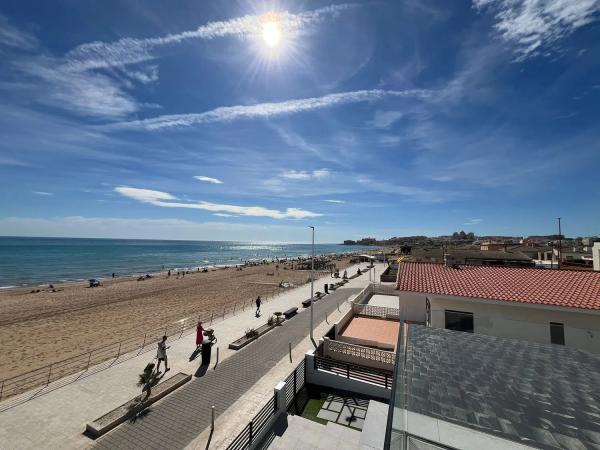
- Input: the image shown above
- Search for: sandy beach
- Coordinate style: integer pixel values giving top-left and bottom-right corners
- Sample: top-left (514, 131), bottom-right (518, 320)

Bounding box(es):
top-left (0, 257), bottom-right (356, 381)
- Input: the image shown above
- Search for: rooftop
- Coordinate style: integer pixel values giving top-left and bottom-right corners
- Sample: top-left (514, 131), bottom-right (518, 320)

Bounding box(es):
top-left (339, 316), bottom-right (399, 351)
top-left (397, 262), bottom-right (600, 310)
top-left (396, 325), bottom-right (600, 449)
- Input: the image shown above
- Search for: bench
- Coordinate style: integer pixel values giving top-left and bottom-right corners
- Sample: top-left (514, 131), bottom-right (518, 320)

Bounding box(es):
top-left (302, 298), bottom-right (318, 308)
top-left (283, 307), bottom-right (298, 318)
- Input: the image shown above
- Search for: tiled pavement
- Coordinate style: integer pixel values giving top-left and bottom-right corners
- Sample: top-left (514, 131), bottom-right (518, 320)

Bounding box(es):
top-left (316, 393), bottom-right (370, 430)
top-left (93, 286), bottom-right (364, 449)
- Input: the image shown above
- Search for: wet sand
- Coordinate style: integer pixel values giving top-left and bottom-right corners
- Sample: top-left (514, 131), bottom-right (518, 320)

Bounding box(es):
top-left (0, 258), bottom-right (354, 380)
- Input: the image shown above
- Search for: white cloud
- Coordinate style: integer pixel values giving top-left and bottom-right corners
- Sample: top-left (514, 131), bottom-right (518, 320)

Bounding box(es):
top-left (324, 199), bottom-right (345, 204)
top-left (431, 176), bottom-right (454, 182)
top-left (378, 135), bottom-right (402, 146)
top-left (64, 4), bottom-right (358, 71)
top-left (115, 186), bottom-right (177, 203)
top-left (280, 169), bottom-right (331, 181)
top-left (194, 175), bottom-right (224, 184)
top-left (213, 213), bottom-right (235, 217)
top-left (0, 14), bottom-right (37, 49)
top-left (123, 66), bottom-right (159, 84)
top-left (32, 191), bottom-right (53, 196)
top-left (282, 170), bottom-right (311, 180)
top-left (109, 89), bottom-right (430, 130)
top-left (473, 0), bottom-right (600, 60)
top-left (0, 156), bottom-right (31, 167)
top-left (369, 110), bottom-right (404, 129)
top-left (18, 60), bottom-right (139, 118)
top-left (312, 169), bottom-right (330, 179)
top-left (465, 218), bottom-right (483, 225)
top-left (115, 186), bottom-right (321, 219)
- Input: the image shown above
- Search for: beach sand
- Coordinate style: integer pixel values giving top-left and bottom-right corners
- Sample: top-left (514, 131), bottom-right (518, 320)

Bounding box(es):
top-left (0, 258), bottom-right (354, 381)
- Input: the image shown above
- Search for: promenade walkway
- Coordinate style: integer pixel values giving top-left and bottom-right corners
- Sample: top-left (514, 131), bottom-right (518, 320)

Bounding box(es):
top-left (93, 284), bottom-right (365, 449)
top-left (0, 263), bottom-right (382, 449)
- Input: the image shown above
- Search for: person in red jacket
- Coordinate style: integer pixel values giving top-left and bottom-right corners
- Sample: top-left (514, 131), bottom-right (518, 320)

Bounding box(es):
top-left (196, 321), bottom-right (205, 350)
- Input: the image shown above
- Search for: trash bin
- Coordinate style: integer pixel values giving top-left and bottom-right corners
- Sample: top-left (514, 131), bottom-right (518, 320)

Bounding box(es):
top-left (201, 342), bottom-right (212, 366)
top-left (324, 284), bottom-right (328, 294)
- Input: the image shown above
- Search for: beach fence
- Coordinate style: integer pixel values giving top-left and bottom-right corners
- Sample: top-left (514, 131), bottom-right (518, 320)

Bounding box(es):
top-left (0, 290), bottom-right (287, 409)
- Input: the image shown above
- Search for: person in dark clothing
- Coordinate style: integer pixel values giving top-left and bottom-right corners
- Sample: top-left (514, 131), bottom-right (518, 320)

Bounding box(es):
top-left (255, 296), bottom-right (262, 317)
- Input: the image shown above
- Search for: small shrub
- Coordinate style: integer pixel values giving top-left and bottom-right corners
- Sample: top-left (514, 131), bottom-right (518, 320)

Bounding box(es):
top-left (245, 328), bottom-right (258, 339)
top-left (267, 315), bottom-right (275, 326)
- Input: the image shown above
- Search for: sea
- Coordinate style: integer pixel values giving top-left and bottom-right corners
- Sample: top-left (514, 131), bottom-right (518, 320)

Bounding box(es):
top-left (0, 237), bottom-right (377, 288)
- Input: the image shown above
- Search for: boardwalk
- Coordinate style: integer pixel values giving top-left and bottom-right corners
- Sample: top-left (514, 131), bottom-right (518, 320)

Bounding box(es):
top-left (94, 287), bottom-right (362, 449)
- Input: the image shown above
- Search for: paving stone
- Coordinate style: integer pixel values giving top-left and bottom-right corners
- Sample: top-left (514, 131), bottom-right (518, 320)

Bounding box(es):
top-left (353, 407), bottom-right (367, 419)
top-left (317, 409), bottom-right (340, 421)
top-left (328, 401), bottom-right (343, 412)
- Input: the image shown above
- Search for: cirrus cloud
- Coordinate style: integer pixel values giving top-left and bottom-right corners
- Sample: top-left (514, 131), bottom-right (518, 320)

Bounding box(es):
top-left (107, 89), bottom-right (431, 131)
top-left (115, 186), bottom-right (320, 219)
top-left (194, 175), bottom-right (224, 184)
top-left (473, 0), bottom-right (600, 60)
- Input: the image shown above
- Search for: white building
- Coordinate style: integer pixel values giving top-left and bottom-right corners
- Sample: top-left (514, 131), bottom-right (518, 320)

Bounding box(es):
top-left (396, 262), bottom-right (600, 353)
top-left (594, 242), bottom-right (600, 271)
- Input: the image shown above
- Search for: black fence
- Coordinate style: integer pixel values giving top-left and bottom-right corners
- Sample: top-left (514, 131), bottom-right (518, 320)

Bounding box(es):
top-left (226, 394), bottom-right (277, 450)
top-left (314, 355), bottom-right (393, 389)
top-left (226, 359), bottom-right (307, 450)
top-left (284, 358), bottom-right (307, 413)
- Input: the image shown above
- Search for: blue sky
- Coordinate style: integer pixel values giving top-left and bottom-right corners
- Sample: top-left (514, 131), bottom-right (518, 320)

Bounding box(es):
top-left (0, 0), bottom-right (599, 243)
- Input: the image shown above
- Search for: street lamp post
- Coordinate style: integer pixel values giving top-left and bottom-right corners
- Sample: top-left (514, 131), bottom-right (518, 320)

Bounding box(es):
top-left (309, 226), bottom-right (317, 348)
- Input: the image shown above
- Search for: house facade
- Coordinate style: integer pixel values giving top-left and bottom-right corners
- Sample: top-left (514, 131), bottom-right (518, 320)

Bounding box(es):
top-left (396, 262), bottom-right (600, 353)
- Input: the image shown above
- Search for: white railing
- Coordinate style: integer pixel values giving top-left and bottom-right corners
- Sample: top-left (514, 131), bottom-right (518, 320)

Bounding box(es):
top-left (323, 338), bottom-right (396, 370)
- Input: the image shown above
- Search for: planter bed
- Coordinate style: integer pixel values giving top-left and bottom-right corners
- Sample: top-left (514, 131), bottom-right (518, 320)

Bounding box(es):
top-left (228, 319), bottom-right (284, 350)
top-left (85, 372), bottom-right (191, 438)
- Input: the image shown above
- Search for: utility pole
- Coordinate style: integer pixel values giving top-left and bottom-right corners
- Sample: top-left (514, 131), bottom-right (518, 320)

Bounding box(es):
top-left (309, 226), bottom-right (317, 348)
top-left (557, 217), bottom-right (562, 270)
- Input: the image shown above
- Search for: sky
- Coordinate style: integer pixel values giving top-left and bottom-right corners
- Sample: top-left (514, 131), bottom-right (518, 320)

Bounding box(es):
top-left (0, 0), bottom-right (599, 243)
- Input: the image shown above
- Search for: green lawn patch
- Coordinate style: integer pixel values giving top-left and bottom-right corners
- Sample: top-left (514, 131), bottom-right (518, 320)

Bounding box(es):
top-left (301, 397), bottom-right (328, 425)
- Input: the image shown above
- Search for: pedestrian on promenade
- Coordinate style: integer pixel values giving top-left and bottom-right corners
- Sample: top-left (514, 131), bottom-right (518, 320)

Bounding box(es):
top-left (255, 296), bottom-right (262, 317)
top-left (196, 321), bottom-right (204, 350)
top-left (156, 336), bottom-right (170, 373)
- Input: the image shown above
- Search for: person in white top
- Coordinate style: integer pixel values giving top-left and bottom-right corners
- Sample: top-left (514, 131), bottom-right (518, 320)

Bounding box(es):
top-left (156, 335), bottom-right (170, 373)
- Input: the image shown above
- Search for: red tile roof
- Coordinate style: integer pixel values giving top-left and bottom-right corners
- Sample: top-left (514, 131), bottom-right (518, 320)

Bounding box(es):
top-left (397, 262), bottom-right (600, 310)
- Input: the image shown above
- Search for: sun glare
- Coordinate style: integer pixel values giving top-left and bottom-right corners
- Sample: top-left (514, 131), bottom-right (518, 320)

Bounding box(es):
top-left (262, 20), bottom-right (281, 48)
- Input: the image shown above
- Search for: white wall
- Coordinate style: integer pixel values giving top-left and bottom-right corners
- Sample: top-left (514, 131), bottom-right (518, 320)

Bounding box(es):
top-left (398, 292), bottom-right (428, 323)
top-left (594, 242), bottom-right (600, 271)
top-left (425, 294), bottom-right (600, 353)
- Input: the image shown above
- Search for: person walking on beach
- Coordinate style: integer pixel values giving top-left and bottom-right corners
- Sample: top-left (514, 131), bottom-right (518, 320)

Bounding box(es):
top-left (255, 296), bottom-right (262, 317)
top-left (156, 336), bottom-right (170, 373)
top-left (196, 322), bottom-right (204, 350)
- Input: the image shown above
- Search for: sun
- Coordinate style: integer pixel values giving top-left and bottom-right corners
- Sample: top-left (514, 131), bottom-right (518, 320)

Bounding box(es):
top-left (262, 20), bottom-right (282, 48)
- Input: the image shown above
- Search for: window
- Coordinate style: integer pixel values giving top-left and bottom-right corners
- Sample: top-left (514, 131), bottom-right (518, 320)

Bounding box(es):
top-left (445, 310), bottom-right (474, 333)
top-left (550, 322), bottom-right (565, 345)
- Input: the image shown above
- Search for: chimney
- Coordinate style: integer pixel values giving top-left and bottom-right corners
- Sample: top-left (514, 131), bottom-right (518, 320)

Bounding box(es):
top-left (444, 254), bottom-right (454, 267)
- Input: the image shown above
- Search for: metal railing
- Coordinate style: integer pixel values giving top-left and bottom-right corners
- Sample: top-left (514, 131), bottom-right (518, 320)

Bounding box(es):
top-left (353, 303), bottom-right (400, 320)
top-left (227, 360), bottom-right (307, 450)
top-left (284, 358), bottom-right (306, 411)
top-left (325, 339), bottom-right (396, 366)
top-left (0, 291), bottom-right (286, 405)
top-left (226, 394), bottom-right (277, 450)
top-left (314, 355), bottom-right (393, 389)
